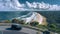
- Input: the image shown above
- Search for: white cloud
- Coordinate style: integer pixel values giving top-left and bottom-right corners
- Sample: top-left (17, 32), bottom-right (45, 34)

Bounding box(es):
top-left (0, 0), bottom-right (60, 11)
top-left (38, 2), bottom-right (50, 9)
top-left (48, 5), bottom-right (60, 10)
top-left (26, 1), bottom-right (60, 11)
top-left (26, 1), bottom-right (37, 8)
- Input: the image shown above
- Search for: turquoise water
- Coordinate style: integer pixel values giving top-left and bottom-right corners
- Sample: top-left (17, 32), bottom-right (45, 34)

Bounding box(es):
top-left (0, 11), bottom-right (32, 21)
top-left (0, 11), bottom-right (60, 23)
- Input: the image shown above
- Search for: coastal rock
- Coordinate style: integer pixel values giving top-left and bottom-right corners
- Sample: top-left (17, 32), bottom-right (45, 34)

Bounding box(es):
top-left (16, 12), bottom-right (47, 25)
top-left (31, 12), bottom-right (47, 25)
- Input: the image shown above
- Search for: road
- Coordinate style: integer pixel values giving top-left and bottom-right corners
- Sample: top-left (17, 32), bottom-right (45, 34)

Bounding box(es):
top-left (0, 26), bottom-right (40, 34)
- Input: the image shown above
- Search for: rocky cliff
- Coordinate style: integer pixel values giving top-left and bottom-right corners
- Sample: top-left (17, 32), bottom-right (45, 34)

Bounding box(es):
top-left (16, 12), bottom-right (47, 25)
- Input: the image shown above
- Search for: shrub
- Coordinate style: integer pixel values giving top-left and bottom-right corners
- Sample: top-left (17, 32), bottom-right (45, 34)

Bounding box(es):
top-left (3, 20), bottom-right (11, 23)
top-left (12, 19), bottom-right (25, 24)
top-left (12, 19), bottom-right (19, 23)
top-left (48, 23), bottom-right (57, 32)
top-left (30, 21), bottom-right (39, 26)
top-left (19, 20), bottom-right (25, 24)
top-left (49, 24), bottom-right (57, 28)
top-left (37, 25), bottom-right (47, 29)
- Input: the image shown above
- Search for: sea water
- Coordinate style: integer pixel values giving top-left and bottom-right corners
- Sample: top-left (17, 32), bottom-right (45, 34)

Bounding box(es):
top-left (0, 11), bottom-right (32, 21)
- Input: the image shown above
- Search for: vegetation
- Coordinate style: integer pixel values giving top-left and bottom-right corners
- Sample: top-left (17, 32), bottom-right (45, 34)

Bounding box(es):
top-left (49, 24), bottom-right (57, 28)
top-left (37, 11), bottom-right (60, 33)
top-left (11, 19), bottom-right (19, 23)
top-left (48, 23), bottom-right (57, 31)
top-left (2, 20), bottom-right (11, 23)
top-left (47, 23), bottom-right (60, 33)
top-left (18, 20), bottom-right (25, 24)
top-left (30, 21), bottom-right (39, 26)
top-left (37, 25), bottom-right (47, 29)
top-left (11, 19), bottom-right (25, 24)
top-left (0, 11), bottom-right (60, 33)
top-left (37, 11), bottom-right (60, 24)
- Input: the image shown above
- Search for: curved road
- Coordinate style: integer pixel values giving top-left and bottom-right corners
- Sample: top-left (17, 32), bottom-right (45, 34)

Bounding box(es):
top-left (0, 26), bottom-right (40, 34)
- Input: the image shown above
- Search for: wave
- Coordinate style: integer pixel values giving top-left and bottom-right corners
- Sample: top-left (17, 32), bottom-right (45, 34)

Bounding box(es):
top-left (12, 12), bottom-right (37, 23)
top-left (12, 12), bottom-right (44, 24)
top-left (13, 12), bottom-right (33, 19)
top-left (0, 11), bottom-right (33, 21)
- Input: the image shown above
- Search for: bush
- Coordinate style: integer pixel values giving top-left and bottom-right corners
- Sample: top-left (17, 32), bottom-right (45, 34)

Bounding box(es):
top-left (3, 20), bottom-right (11, 23)
top-left (37, 25), bottom-right (47, 29)
top-left (12, 19), bottom-right (19, 23)
top-left (48, 23), bottom-right (57, 32)
top-left (12, 19), bottom-right (25, 24)
top-left (30, 21), bottom-right (39, 26)
top-left (49, 24), bottom-right (57, 28)
top-left (19, 20), bottom-right (25, 24)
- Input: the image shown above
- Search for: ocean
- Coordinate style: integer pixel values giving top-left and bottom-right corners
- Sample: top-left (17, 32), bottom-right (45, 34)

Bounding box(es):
top-left (0, 11), bottom-right (60, 23)
top-left (0, 11), bottom-right (33, 21)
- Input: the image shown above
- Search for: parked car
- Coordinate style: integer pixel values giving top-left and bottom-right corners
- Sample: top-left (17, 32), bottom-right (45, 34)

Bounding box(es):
top-left (11, 24), bottom-right (22, 30)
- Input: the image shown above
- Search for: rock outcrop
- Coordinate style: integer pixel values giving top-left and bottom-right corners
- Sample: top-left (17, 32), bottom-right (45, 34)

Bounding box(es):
top-left (31, 12), bottom-right (47, 25)
top-left (16, 12), bottom-right (47, 25)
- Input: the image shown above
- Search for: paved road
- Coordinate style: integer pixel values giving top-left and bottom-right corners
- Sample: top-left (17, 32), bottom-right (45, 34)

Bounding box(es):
top-left (0, 26), bottom-right (39, 34)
